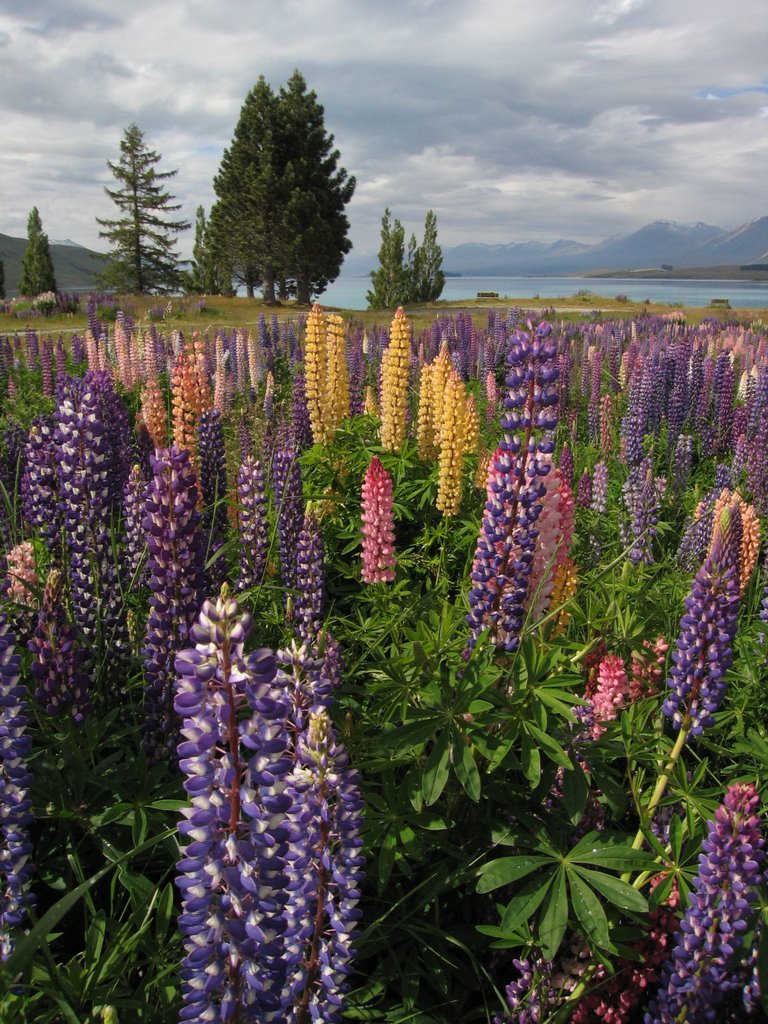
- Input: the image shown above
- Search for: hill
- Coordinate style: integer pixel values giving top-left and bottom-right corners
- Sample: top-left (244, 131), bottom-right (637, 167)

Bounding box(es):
top-left (0, 233), bottom-right (109, 294)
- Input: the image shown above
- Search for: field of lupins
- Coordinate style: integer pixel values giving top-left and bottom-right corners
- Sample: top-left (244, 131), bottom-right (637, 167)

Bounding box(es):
top-left (2, 299), bottom-right (768, 1022)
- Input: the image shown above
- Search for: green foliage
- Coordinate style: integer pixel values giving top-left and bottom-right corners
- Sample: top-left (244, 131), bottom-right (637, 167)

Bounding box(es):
top-left (368, 209), bottom-right (445, 309)
top-left (181, 206), bottom-right (232, 296)
top-left (96, 124), bottom-right (190, 295)
top-left (18, 208), bottom-right (57, 298)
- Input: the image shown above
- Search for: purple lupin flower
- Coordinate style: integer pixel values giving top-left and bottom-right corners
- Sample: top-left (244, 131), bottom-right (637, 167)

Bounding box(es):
top-left (283, 709), bottom-right (365, 1024)
top-left (293, 513), bottom-right (325, 643)
top-left (591, 460), bottom-right (608, 514)
top-left (21, 417), bottom-right (61, 549)
top-left (236, 456), bottom-right (268, 592)
top-left (174, 587), bottom-right (293, 1022)
top-left (663, 501), bottom-right (741, 737)
top-left (647, 782), bottom-right (765, 1024)
top-left (198, 408), bottom-right (228, 540)
top-left (28, 569), bottom-right (92, 722)
top-left (576, 468), bottom-right (592, 509)
top-left (122, 464), bottom-right (148, 584)
top-left (142, 445), bottom-right (205, 761)
top-left (558, 442), bottom-right (573, 487)
top-left (0, 613), bottom-right (35, 961)
top-left (273, 445), bottom-right (304, 595)
top-left (623, 460), bottom-right (661, 566)
top-left (466, 321), bottom-right (559, 654)
top-left (494, 957), bottom-right (558, 1024)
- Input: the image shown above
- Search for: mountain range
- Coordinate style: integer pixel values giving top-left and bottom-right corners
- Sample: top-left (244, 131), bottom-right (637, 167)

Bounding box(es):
top-left (2, 216), bottom-right (768, 294)
top-left (342, 216), bottom-right (768, 278)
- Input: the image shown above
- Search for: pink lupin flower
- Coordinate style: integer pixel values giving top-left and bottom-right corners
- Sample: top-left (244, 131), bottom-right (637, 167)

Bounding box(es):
top-left (361, 456), bottom-right (396, 583)
top-left (590, 653), bottom-right (628, 739)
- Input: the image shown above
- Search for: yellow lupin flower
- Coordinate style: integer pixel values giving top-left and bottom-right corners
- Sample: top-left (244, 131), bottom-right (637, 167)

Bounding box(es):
top-left (430, 342), bottom-right (452, 448)
top-left (548, 557), bottom-right (577, 638)
top-left (416, 362), bottom-right (437, 459)
top-left (363, 386), bottom-right (379, 417)
top-left (304, 303), bottom-right (328, 444)
top-left (436, 369), bottom-right (468, 516)
top-left (379, 307), bottom-right (411, 453)
top-left (326, 313), bottom-right (349, 435)
top-left (474, 448), bottom-right (490, 490)
top-left (463, 393), bottom-right (480, 455)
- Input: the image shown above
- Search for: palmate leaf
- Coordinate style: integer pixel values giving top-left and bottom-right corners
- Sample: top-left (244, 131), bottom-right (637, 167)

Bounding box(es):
top-left (476, 856), bottom-right (552, 894)
top-left (572, 866), bottom-right (648, 914)
top-left (538, 868), bottom-right (569, 959)
top-left (568, 871), bottom-right (610, 948)
top-left (568, 831), bottom-right (656, 872)
top-left (451, 725), bottom-right (481, 801)
top-left (421, 731), bottom-right (451, 805)
top-left (500, 868), bottom-right (557, 932)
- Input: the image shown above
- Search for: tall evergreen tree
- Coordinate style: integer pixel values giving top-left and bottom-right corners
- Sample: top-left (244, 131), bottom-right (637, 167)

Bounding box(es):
top-left (212, 77), bottom-right (283, 301)
top-left (212, 71), bottom-right (355, 304)
top-left (367, 209), bottom-right (411, 309)
top-left (96, 124), bottom-right (190, 294)
top-left (412, 210), bottom-right (445, 303)
top-left (367, 208), bottom-right (445, 309)
top-left (184, 206), bottom-right (232, 295)
top-left (278, 70), bottom-right (356, 305)
top-left (18, 207), bottom-right (57, 297)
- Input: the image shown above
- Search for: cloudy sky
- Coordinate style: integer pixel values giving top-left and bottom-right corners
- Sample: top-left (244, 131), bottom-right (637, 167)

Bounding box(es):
top-left (1, 0), bottom-right (766, 261)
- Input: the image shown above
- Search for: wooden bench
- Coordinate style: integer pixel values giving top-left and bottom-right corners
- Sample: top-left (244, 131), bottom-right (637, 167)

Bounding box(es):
top-left (476, 291), bottom-right (499, 298)
top-left (709, 298), bottom-right (731, 308)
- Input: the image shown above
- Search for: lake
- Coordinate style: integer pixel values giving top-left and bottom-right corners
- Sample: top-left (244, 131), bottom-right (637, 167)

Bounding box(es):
top-left (316, 275), bottom-right (768, 311)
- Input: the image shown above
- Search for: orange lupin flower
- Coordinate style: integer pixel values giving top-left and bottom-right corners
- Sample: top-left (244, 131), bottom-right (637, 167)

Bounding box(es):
top-left (304, 303), bottom-right (329, 444)
top-left (436, 369), bottom-right (468, 516)
top-left (171, 341), bottom-right (210, 471)
top-left (379, 307), bottom-right (412, 453)
top-left (142, 377), bottom-right (169, 450)
top-left (710, 488), bottom-right (760, 594)
top-left (363, 386), bottom-right (379, 417)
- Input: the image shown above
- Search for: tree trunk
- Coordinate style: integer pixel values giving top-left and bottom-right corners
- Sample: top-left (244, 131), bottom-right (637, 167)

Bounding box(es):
top-left (296, 272), bottom-right (311, 306)
top-left (262, 268), bottom-right (277, 305)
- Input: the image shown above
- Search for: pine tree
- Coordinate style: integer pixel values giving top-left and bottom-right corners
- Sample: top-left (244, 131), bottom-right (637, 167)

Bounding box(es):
top-left (213, 71), bottom-right (355, 304)
top-left (367, 209), bottom-right (444, 309)
top-left (212, 77), bottom-right (283, 301)
top-left (278, 70), bottom-right (356, 305)
top-left (96, 124), bottom-right (190, 294)
top-left (367, 209), bottom-right (411, 309)
top-left (18, 207), bottom-right (57, 297)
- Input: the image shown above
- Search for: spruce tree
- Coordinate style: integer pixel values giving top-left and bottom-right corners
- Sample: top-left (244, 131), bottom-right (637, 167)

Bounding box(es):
top-left (97, 124), bottom-right (190, 294)
top-left (18, 207), bottom-right (57, 297)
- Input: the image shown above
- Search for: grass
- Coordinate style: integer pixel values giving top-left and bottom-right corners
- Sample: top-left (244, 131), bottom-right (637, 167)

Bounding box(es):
top-left (1, 291), bottom-right (766, 337)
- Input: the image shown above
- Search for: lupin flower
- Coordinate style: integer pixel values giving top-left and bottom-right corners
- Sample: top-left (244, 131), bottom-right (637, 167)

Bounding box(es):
top-left (293, 513), bottom-right (325, 643)
top-left (589, 654), bottom-right (628, 739)
top-left (304, 303), bottom-right (330, 444)
top-left (647, 782), bottom-right (765, 1023)
top-left (663, 500), bottom-right (741, 737)
top-left (283, 709), bottom-right (365, 1024)
top-left (28, 568), bottom-right (92, 721)
top-left (198, 408), bottom-right (228, 539)
top-left (591, 460), bottom-right (608, 514)
top-left (436, 369), bottom-right (468, 516)
top-left (466, 321), bottom-right (559, 653)
top-left (22, 417), bottom-right (61, 548)
top-left (236, 456), bottom-right (268, 591)
top-left (576, 468), bottom-right (592, 509)
top-left (326, 313), bottom-right (350, 434)
top-left (360, 457), bottom-right (396, 583)
top-left (174, 588), bottom-right (293, 1022)
top-left (0, 614), bottom-right (35, 961)
top-left (273, 446), bottom-right (304, 594)
top-left (4, 541), bottom-right (38, 608)
top-left (379, 308), bottom-right (412, 453)
top-left (142, 445), bottom-right (204, 760)
top-left (122, 464), bottom-right (148, 583)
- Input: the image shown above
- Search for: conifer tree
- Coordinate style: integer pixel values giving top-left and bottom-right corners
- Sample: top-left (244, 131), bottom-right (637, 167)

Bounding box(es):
top-left (97, 124), bottom-right (190, 294)
top-left (212, 71), bottom-right (355, 303)
top-left (367, 209), bottom-right (445, 309)
top-left (367, 209), bottom-right (411, 309)
top-left (185, 206), bottom-right (231, 295)
top-left (18, 207), bottom-right (57, 297)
